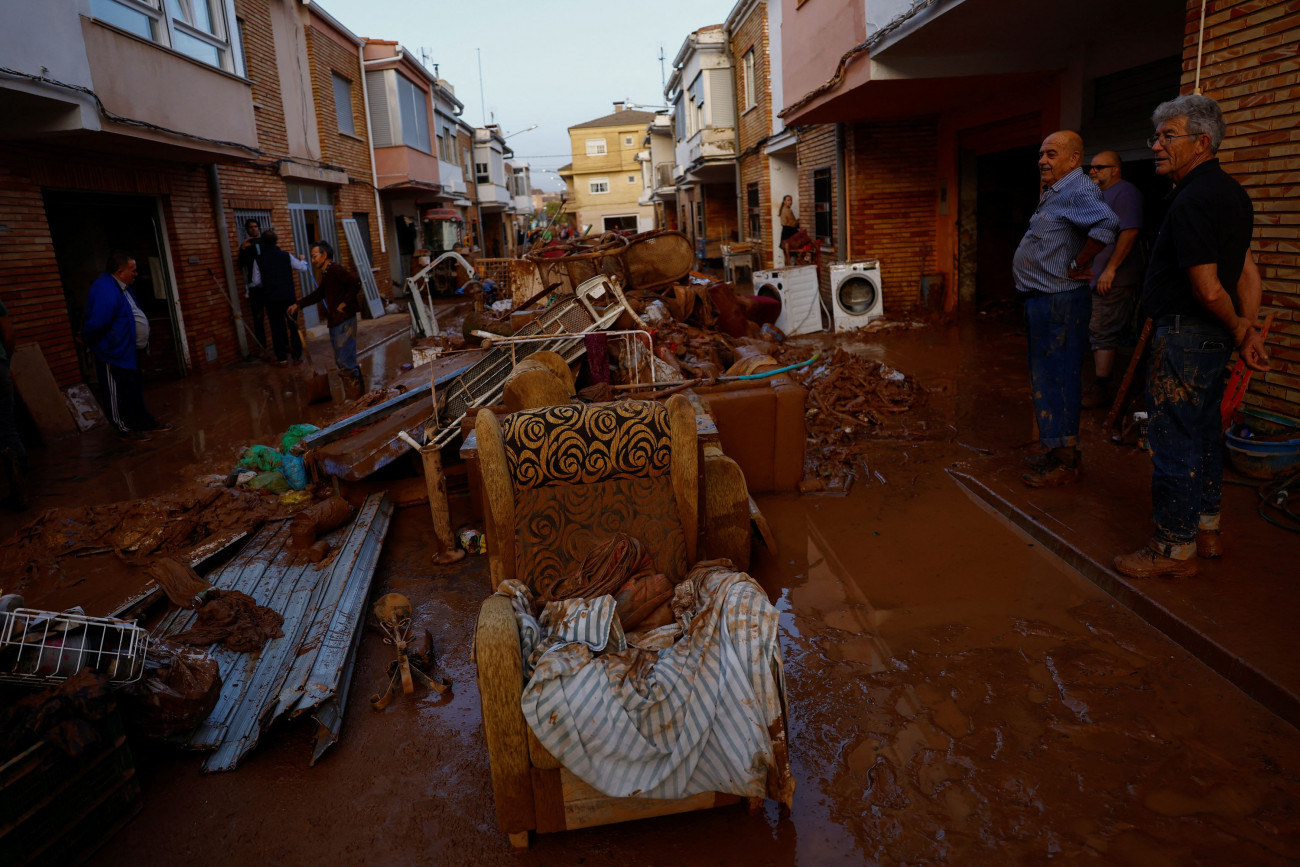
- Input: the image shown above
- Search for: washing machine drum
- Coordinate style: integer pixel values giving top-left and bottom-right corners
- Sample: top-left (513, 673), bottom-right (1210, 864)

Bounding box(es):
top-left (837, 275), bottom-right (879, 314)
top-left (756, 281), bottom-right (784, 314)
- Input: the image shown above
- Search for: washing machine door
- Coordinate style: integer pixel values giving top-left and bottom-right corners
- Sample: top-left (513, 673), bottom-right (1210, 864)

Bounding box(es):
top-left (837, 274), bottom-right (879, 314)
top-left (755, 280), bottom-right (784, 316)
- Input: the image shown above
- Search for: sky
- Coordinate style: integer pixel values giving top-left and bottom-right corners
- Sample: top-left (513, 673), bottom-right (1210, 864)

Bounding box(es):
top-left (321, 0), bottom-right (741, 192)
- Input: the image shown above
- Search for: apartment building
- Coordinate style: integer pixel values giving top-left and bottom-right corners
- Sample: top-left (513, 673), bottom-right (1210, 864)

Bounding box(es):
top-left (565, 104), bottom-right (658, 236)
top-left (636, 114), bottom-right (678, 231)
top-left (473, 125), bottom-right (514, 257)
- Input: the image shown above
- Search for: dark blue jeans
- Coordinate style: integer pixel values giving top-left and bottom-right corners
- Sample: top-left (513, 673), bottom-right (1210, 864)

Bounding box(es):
top-left (1147, 317), bottom-right (1232, 544)
top-left (1024, 286), bottom-right (1090, 449)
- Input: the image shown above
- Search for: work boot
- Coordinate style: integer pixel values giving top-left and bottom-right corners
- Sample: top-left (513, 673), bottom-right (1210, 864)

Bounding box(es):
top-left (1114, 540), bottom-right (1198, 579)
top-left (1081, 378), bottom-right (1112, 410)
top-left (1197, 513), bottom-right (1222, 558)
top-left (1021, 447), bottom-right (1081, 488)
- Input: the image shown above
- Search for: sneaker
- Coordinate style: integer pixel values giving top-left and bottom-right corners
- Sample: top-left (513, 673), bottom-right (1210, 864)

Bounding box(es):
top-left (1197, 529), bottom-right (1223, 558)
top-left (130, 429), bottom-right (152, 442)
top-left (150, 422), bottom-right (175, 432)
top-left (1021, 448), bottom-right (1081, 488)
top-left (1114, 542), bottom-right (1198, 579)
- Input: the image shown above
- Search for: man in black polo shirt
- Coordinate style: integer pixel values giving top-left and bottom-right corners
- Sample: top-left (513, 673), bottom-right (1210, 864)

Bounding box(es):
top-left (1115, 95), bottom-right (1269, 580)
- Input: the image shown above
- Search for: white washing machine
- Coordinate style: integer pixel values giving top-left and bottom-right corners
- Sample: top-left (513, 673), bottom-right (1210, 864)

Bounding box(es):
top-left (829, 260), bottom-right (884, 331)
top-left (753, 266), bottom-right (823, 336)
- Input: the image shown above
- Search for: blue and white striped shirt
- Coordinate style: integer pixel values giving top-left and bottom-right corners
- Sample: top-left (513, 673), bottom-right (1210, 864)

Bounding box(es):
top-left (1012, 168), bottom-right (1118, 294)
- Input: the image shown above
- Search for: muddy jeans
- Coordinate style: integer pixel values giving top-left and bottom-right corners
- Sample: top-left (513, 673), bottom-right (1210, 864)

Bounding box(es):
top-left (1146, 316), bottom-right (1232, 544)
top-left (1023, 286), bottom-right (1090, 449)
top-left (329, 315), bottom-right (362, 382)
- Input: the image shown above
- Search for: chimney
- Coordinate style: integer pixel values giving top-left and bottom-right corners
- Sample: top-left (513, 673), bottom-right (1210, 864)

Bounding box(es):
top-left (613, 101), bottom-right (626, 112)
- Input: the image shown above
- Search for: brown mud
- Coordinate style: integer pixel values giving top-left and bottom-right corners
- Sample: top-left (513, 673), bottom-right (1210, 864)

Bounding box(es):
top-left (6, 311), bottom-right (1295, 865)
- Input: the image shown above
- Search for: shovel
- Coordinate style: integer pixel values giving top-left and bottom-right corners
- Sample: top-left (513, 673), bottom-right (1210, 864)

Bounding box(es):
top-left (287, 310), bottom-right (333, 404)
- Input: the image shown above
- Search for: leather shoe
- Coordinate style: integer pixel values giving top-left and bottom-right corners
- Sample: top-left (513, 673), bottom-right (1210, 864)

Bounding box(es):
top-left (1114, 543), bottom-right (1198, 579)
top-left (1022, 448), bottom-right (1081, 488)
top-left (1197, 530), bottom-right (1223, 558)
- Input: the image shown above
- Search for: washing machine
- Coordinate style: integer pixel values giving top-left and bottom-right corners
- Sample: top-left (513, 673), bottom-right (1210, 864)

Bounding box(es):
top-left (753, 265), bottom-right (823, 336)
top-left (829, 260), bottom-right (884, 331)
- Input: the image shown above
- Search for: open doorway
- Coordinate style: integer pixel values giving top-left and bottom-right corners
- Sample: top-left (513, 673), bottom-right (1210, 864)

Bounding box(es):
top-left (43, 190), bottom-right (186, 382)
top-left (973, 144), bottom-right (1040, 307)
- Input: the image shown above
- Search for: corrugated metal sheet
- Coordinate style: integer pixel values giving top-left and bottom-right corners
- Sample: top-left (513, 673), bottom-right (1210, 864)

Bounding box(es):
top-left (153, 493), bottom-right (394, 772)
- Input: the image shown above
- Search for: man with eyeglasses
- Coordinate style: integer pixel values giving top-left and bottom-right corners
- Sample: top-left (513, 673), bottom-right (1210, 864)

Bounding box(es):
top-left (1114, 95), bottom-right (1269, 580)
top-left (1012, 130), bottom-right (1118, 487)
top-left (1081, 152), bottom-right (1144, 410)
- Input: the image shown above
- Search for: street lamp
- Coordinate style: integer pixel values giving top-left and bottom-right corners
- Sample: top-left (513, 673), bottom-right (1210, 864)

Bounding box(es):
top-left (504, 124), bottom-right (538, 139)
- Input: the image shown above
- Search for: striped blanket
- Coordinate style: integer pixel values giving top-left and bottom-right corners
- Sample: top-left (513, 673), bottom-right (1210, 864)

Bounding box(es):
top-left (496, 562), bottom-right (793, 804)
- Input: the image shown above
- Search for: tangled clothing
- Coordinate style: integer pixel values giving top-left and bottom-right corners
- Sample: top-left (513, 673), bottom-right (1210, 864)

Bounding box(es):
top-left (169, 588), bottom-right (285, 653)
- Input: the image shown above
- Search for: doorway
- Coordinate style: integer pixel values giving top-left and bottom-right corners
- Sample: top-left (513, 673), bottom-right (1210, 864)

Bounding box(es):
top-left (973, 145), bottom-right (1039, 306)
top-left (43, 190), bottom-right (186, 382)
top-left (287, 183), bottom-right (336, 329)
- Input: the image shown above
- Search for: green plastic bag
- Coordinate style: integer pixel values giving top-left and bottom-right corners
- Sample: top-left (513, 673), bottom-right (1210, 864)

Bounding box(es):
top-left (248, 470), bottom-right (290, 494)
top-left (238, 445), bottom-right (282, 473)
top-left (281, 424), bottom-right (320, 454)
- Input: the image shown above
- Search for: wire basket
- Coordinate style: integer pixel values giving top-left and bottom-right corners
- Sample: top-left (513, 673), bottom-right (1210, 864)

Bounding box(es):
top-left (0, 608), bottom-right (149, 686)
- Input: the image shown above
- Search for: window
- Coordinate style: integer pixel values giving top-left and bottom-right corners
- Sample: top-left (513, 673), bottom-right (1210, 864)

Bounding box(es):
top-left (747, 183), bottom-right (760, 239)
top-left (687, 75), bottom-right (704, 136)
top-left (352, 212), bottom-right (374, 269)
top-left (332, 74), bottom-right (355, 135)
top-left (89, 0), bottom-right (238, 72)
top-left (813, 168), bottom-right (833, 242)
top-left (742, 50), bottom-right (756, 109)
top-left (590, 178), bottom-right (610, 194)
top-left (624, 135), bottom-right (633, 146)
top-left (674, 97), bottom-right (686, 142)
top-left (395, 73), bottom-right (431, 153)
top-left (476, 162), bottom-right (490, 184)
top-left (695, 201), bottom-right (704, 237)
top-left (585, 139), bottom-right (607, 156)
top-left (628, 175), bottom-right (637, 184)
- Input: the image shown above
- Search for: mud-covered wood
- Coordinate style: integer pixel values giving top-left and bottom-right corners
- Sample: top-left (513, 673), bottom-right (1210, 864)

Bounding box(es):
top-left (476, 408), bottom-right (516, 589)
top-left (702, 453), bottom-right (751, 571)
top-left (475, 595), bottom-right (535, 835)
top-left (527, 725), bottom-right (561, 770)
top-left (531, 767), bottom-right (567, 833)
top-left (558, 769), bottom-right (731, 830)
top-left (503, 359), bottom-right (572, 413)
top-left (665, 393), bottom-right (698, 566)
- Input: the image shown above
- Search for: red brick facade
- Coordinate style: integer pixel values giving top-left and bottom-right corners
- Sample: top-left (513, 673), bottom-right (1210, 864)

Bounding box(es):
top-left (796, 124), bottom-right (840, 294)
top-left (1189, 0), bottom-right (1300, 416)
top-left (731, 2), bottom-right (774, 268)
top-left (845, 120), bottom-right (939, 313)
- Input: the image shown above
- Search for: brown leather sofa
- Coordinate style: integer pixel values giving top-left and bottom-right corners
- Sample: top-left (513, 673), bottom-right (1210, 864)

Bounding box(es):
top-left (694, 372), bottom-right (806, 493)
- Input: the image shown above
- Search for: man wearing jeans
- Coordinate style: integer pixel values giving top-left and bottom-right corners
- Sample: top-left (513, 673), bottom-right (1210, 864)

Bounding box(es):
top-left (1012, 130), bottom-right (1118, 487)
top-left (1115, 95), bottom-right (1269, 579)
top-left (289, 242), bottom-right (364, 394)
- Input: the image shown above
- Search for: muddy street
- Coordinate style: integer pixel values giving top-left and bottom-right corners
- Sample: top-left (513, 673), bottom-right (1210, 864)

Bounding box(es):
top-left (70, 315), bottom-right (1299, 866)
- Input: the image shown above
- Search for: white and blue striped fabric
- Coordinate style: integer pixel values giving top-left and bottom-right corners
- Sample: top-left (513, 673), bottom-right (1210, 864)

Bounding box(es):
top-left (499, 564), bottom-right (788, 801)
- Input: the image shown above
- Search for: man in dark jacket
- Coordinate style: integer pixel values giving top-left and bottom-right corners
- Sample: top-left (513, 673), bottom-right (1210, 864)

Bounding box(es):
top-left (290, 241), bottom-right (364, 393)
top-left (82, 251), bottom-right (168, 440)
top-left (254, 231), bottom-right (304, 366)
top-left (235, 217), bottom-right (268, 354)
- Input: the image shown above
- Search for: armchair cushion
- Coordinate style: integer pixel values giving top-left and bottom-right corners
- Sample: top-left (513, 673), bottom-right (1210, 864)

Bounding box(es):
top-left (502, 402), bottom-right (672, 490)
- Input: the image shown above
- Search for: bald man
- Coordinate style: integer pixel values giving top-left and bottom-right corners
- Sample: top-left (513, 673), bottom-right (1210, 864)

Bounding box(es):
top-left (1012, 130), bottom-right (1119, 487)
top-left (1082, 150), bottom-right (1145, 408)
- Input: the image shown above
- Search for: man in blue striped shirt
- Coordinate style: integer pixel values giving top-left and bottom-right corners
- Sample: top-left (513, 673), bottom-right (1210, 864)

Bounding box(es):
top-left (1013, 130), bottom-right (1119, 487)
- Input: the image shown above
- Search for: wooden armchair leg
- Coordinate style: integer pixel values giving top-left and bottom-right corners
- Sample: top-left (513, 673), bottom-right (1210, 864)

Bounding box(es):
top-left (508, 831), bottom-right (530, 849)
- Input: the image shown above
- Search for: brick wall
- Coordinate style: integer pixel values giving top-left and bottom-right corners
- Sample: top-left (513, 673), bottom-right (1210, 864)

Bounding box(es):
top-left (796, 124), bottom-right (839, 294)
top-left (1188, 0), bottom-right (1300, 416)
top-left (845, 120), bottom-right (939, 312)
top-left (305, 24), bottom-right (389, 294)
top-left (234, 0), bottom-right (288, 157)
top-left (731, 2), bottom-right (774, 267)
top-left (0, 143), bottom-right (243, 386)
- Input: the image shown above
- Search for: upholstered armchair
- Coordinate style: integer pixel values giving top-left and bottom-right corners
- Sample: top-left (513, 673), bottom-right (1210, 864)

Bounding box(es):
top-left (473, 396), bottom-right (790, 847)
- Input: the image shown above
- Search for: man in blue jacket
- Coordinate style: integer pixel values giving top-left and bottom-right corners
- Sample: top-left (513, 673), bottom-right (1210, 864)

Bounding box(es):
top-left (82, 251), bottom-right (169, 441)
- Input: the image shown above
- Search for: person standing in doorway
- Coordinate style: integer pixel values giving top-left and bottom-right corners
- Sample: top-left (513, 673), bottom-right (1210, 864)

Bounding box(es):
top-left (1114, 95), bottom-right (1268, 579)
top-left (289, 242), bottom-right (365, 395)
top-left (0, 299), bottom-right (27, 509)
top-left (82, 251), bottom-right (170, 440)
top-left (254, 231), bottom-right (305, 366)
top-left (1012, 130), bottom-right (1118, 487)
top-left (1082, 151), bottom-right (1144, 409)
top-left (778, 195), bottom-right (798, 245)
top-left (236, 218), bottom-right (269, 356)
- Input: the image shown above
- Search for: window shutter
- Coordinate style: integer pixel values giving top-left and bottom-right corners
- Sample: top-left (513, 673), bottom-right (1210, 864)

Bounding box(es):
top-left (366, 70), bottom-right (394, 148)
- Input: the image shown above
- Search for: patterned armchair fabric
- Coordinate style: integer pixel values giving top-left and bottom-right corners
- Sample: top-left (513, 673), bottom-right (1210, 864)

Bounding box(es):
top-left (498, 401), bottom-right (689, 592)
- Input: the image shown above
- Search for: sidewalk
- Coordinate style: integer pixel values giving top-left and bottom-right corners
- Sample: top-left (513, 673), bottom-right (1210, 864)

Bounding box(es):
top-left (871, 311), bottom-right (1299, 730)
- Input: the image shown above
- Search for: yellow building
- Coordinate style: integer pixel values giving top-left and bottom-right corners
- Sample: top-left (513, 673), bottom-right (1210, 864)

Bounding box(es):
top-left (565, 103), bottom-right (658, 234)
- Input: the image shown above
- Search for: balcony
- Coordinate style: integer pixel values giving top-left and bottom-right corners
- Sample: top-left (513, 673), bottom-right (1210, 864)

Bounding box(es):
top-left (477, 182), bottom-right (512, 209)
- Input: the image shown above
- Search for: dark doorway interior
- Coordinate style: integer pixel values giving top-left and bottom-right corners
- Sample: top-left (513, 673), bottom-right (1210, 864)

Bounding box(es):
top-left (43, 190), bottom-right (184, 383)
top-left (974, 144), bottom-right (1039, 306)
top-left (602, 215), bottom-right (638, 232)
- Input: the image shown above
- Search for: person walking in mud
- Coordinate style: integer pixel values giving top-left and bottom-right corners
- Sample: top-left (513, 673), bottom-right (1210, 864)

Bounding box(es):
top-left (288, 242), bottom-right (365, 396)
top-left (1082, 151), bottom-right (1144, 410)
top-left (1114, 95), bottom-right (1268, 580)
top-left (1012, 130), bottom-right (1118, 487)
top-left (82, 251), bottom-right (171, 441)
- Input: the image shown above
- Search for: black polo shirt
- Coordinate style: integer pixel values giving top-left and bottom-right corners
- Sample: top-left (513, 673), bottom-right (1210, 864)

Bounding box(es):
top-left (1141, 158), bottom-right (1254, 321)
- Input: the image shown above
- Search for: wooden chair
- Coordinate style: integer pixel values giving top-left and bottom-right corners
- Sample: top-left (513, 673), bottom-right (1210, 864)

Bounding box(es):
top-left (473, 395), bottom-right (773, 847)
